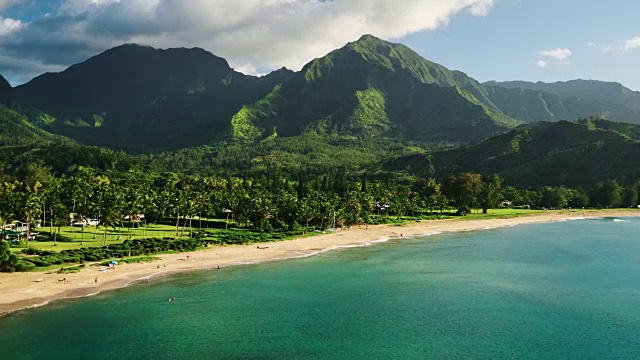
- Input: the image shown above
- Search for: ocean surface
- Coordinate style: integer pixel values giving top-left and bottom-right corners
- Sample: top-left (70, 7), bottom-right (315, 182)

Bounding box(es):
top-left (2, 217), bottom-right (640, 359)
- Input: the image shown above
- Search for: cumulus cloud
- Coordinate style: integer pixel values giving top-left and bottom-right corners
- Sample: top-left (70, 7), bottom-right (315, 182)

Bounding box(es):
top-left (0, 16), bottom-right (21, 36)
top-left (0, 0), bottom-right (496, 84)
top-left (624, 36), bottom-right (640, 50)
top-left (538, 48), bottom-right (572, 60)
top-left (535, 60), bottom-right (548, 68)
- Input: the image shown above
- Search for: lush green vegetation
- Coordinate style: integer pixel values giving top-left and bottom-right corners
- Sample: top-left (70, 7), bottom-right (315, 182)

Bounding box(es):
top-left (484, 79), bottom-right (640, 125)
top-left (427, 120), bottom-right (640, 188)
top-left (2, 35), bottom-right (640, 274)
top-left (0, 160), bottom-right (638, 272)
top-left (234, 34), bottom-right (516, 145)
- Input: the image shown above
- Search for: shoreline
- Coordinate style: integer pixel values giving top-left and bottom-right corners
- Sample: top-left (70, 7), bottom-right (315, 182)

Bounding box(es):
top-left (1, 209), bottom-right (638, 316)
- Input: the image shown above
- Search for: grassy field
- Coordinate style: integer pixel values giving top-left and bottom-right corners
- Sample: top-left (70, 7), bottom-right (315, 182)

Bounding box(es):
top-left (463, 208), bottom-right (544, 219)
top-left (463, 207), bottom-right (638, 220)
top-left (11, 208), bottom-right (632, 254)
top-left (11, 223), bottom-right (186, 253)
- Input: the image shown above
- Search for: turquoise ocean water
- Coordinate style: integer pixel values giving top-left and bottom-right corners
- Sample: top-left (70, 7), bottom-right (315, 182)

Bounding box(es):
top-left (1, 217), bottom-right (640, 359)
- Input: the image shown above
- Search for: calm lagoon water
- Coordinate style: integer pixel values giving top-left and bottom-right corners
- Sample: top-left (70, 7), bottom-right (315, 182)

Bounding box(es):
top-left (2, 217), bottom-right (640, 359)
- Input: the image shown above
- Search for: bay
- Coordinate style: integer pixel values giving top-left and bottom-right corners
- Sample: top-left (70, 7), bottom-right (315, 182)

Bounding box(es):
top-left (1, 217), bottom-right (640, 359)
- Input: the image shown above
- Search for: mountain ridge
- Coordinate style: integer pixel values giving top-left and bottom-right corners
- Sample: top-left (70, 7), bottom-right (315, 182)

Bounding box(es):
top-left (484, 79), bottom-right (640, 109)
top-left (12, 43), bottom-right (295, 152)
top-left (2, 34), bottom-right (639, 160)
top-left (483, 85), bottom-right (640, 124)
top-left (229, 34), bottom-right (517, 144)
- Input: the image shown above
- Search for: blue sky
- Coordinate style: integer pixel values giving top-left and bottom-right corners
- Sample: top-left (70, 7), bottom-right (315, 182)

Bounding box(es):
top-left (402, 0), bottom-right (640, 89)
top-left (0, 0), bottom-right (639, 90)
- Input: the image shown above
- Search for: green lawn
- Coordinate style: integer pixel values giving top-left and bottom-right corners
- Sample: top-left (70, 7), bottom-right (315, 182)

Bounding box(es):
top-left (11, 223), bottom-right (185, 253)
top-left (463, 208), bottom-right (544, 219)
top-left (462, 207), bottom-right (639, 220)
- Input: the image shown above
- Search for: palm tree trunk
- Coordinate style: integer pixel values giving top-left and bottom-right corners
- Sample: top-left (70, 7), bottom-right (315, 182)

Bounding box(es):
top-left (42, 203), bottom-right (46, 233)
top-left (128, 214), bottom-right (132, 239)
top-left (175, 209), bottom-right (180, 236)
top-left (181, 215), bottom-right (188, 238)
top-left (25, 222), bottom-right (30, 249)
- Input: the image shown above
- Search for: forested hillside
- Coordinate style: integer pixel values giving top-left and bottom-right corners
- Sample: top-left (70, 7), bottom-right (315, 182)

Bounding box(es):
top-left (13, 45), bottom-right (294, 152)
top-left (484, 79), bottom-right (640, 124)
top-left (429, 120), bottom-right (640, 187)
top-left (230, 35), bottom-right (517, 144)
top-left (1, 35), bottom-right (639, 190)
top-left (485, 80), bottom-right (640, 109)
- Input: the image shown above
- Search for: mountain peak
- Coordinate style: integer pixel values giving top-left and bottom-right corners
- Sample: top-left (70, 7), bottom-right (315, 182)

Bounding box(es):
top-left (356, 34), bottom-right (384, 42)
top-left (88, 43), bottom-right (229, 68)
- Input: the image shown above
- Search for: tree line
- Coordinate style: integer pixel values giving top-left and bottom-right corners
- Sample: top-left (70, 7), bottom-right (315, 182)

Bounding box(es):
top-left (2, 163), bottom-right (638, 243)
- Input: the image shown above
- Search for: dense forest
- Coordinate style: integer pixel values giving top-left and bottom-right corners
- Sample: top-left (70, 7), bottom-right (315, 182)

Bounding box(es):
top-left (2, 163), bottom-right (638, 241)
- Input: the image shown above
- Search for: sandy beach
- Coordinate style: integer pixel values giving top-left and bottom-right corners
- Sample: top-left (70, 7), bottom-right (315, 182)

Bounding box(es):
top-left (1, 209), bottom-right (638, 316)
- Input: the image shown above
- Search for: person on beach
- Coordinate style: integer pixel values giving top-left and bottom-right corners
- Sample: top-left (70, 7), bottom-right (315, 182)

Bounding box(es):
top-left (217, 265), bottom-right (221, 271)
top-left (95, 277), bottom-right (98, 283)
top-left (145, 276), bottom-right (150, 283)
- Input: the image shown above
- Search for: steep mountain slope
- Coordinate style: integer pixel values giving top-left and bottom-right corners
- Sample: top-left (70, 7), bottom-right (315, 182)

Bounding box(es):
top-left (577, 117), bottom-right (640, 141)
top-left (0, 75), bottom-right (11, 106)
top-left (484, 86), bottom-right (640, 124)
top-left (14, 44), bottom-right (294, 152)
top-left (484, 79), bottom-right (640, 109)
top-left (429, 120), bottom-right (640, 187)
top-left (0, 105), bottom-right (64, 143)
top-left (230, 35), bottom-right (517, 144)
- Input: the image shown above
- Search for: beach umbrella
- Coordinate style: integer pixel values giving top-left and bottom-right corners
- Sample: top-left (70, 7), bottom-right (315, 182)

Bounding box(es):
top-left (110, 260), bottom-right (119, 265)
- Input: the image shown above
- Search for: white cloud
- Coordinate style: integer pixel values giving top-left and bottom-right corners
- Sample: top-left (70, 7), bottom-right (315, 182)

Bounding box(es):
top-left (0, 16), bottom-right (21, 36)
top-left (468, 0), bottom-right (494, 16)
top-left (586, 41), bottom-right (616, 54)
top-left (624, 36), bottom-right (640, 50)
top-left (535, 60), bottom-right (548, 68)
top-left (0, 0), bottom-right (497, 84)
top-left (538, 48), bottom-right (572, 60)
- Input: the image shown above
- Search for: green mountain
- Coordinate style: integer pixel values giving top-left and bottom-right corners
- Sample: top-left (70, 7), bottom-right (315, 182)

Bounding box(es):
top-left (6, 35), bottom-right (640, 186)
top-left (484, 80), bottom-right (640, 109)
top-left (9, 36), bottom-right (520, 152)
top-left (428, 119), bottom-right (640, 187)
top-left (576, 117), bottom-right (640, 141)
top-left (0, 105), bottom-right (64, 143)
top-left (230, 34), bottom-right (517, 144)
top-left (484, 85), bottom-right (640, 124)
top-left (14, 44), bottom-right (294, 152)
